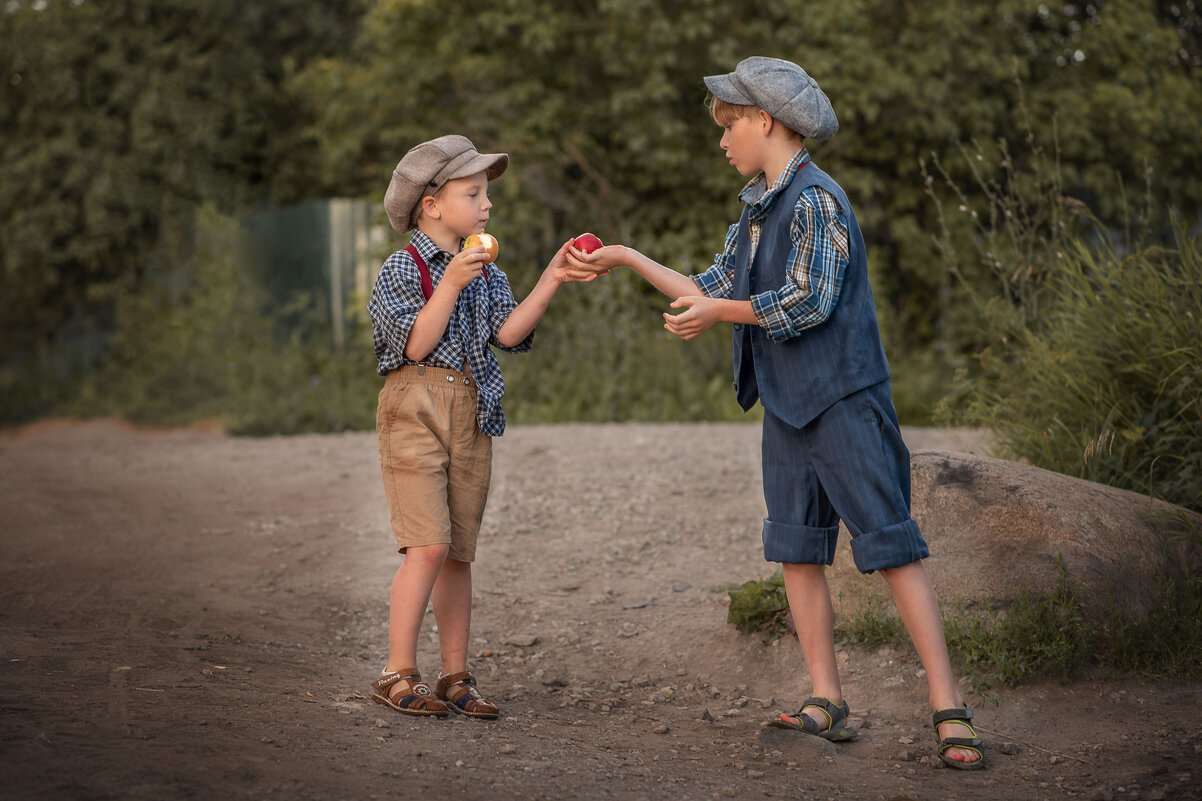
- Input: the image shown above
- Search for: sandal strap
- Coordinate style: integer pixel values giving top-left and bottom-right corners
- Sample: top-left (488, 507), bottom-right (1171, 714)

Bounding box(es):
top-left (932, 707), bottom-right (974, 726)
top-left (372, 669), bottom-right (444, 711)
top-left (933, 707), bottom-right (982, 749)
top-left (792, 696), bottom-right (850, 732)
top-left (373, 667), bottom-right (420, 692)
top-left (438, 670), bottom-right (475, 689)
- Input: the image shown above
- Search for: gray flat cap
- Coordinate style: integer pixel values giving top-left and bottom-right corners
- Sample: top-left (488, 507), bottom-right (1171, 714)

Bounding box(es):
top-left (704, 57), bottom-right (838, 141)
top-left (384, 134), bottom-right (509, 232)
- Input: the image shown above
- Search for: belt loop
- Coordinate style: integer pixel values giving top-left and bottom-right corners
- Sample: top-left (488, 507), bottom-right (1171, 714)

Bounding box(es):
top-left (417, 365), bottom-right (425, 375)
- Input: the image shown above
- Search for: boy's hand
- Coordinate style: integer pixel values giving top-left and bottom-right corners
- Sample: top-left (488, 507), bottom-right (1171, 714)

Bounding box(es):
top-left (663, 295), bottom-right (723, 340)
top-left (444, 247), bottom-right (488, 290)
top-left (565, 243), bottom-right (621, 276)
top-left (549, 239), bottom-right (604, 284)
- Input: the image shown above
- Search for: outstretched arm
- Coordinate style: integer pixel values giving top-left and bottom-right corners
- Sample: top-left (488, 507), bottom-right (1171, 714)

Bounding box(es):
top-left (568, 244), bottom-right (700, 300)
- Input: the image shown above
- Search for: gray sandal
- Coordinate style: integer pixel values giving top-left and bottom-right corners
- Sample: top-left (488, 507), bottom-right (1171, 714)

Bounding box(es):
top-left (933, 707), bottom-right (985, 770)
top-left (769, 696), bottom-right (858, 742)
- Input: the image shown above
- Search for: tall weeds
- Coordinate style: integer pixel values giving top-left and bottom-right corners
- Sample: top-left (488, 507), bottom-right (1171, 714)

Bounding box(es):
top-left (926, 113), bottom-right (1201, 512)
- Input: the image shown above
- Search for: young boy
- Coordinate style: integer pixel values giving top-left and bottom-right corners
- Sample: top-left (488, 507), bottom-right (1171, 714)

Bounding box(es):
top-left (368, 134), bottom-right (591, 718)
top-left (569, 58), bottom-right (984, 769)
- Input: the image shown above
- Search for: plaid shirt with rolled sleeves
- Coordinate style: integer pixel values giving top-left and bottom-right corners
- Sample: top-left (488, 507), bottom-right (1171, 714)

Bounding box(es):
top-left (368, 230), bottom-right (532, 436)
top-left (691, 149), bottom-right (851, 341)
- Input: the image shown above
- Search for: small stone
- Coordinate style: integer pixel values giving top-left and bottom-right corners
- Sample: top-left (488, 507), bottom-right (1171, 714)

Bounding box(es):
top-left (374, 719), bottom-right (388, 728)
top-left (499, 744), bottom-right (517, 754)
top-left (652, 724), bottom-right (669, 734)
top-left (505, 634), bottom-right (538, 647)
top-left (701, 709), bottom-right (715, 722)
top-left (999, 741), bottom-right (1021, 755)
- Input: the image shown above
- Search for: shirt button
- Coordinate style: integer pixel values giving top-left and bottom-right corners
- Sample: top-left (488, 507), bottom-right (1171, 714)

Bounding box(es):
top-left (445, 374), bottom-right (454, 382)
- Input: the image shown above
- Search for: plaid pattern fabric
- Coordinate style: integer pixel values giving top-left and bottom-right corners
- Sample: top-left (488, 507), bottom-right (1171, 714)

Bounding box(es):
top-left (692, 149), bottom-right (850, 341)
top-left (368, 230), bottom-right (531, 436)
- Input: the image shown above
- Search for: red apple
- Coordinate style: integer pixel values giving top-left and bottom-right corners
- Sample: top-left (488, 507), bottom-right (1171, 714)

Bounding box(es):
top-left (464, 232), bottom-right (499, 263)
top-left (572, 232), bottom-right (604, 254)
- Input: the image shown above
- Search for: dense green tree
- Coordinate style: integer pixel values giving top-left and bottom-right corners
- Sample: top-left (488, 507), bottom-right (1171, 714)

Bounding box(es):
top-left (4, 0), bottom-right (1198, 426)
top-left (0, 0), bottom-right (363, 418)
top-left (297, 0), bottom-right (1201, 417)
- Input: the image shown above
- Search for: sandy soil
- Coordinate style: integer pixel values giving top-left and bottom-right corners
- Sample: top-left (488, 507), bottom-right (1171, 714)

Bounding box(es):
top-left (1, 419), bottom-right (1199, 801)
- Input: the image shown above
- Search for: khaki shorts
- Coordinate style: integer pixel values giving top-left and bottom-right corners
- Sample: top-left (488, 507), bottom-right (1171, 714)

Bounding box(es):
top-left (376, 365), bottom-right (492, 562)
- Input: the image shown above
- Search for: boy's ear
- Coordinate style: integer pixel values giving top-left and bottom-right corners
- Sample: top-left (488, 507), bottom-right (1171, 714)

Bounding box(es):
top-left (420, 194), bottom-right (441, 220)
top-left (757, 108), bottom-right (775, 134)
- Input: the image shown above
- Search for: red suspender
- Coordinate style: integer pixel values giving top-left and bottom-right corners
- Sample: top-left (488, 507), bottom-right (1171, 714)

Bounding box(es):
top-left (404, 243), bottom-right (434, 301)
top-left (404, 243), bottom-right (487, 302)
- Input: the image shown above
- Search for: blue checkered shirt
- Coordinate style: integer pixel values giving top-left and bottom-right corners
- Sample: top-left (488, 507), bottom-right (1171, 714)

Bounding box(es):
top-left (368, 230), bottom-right (532, 436)
top-left (692, 149), bottom-right (850, 341)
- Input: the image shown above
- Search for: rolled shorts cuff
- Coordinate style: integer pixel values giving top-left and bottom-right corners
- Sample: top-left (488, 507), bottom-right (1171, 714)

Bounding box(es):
top-left (762, 518), bottom-right (840, 565)
top-left (849, 517), bottom-right (929, 574)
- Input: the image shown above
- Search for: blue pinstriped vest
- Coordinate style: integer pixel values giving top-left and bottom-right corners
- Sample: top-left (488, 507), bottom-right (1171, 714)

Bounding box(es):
top-left (732, 161), bottom-right (890, 429)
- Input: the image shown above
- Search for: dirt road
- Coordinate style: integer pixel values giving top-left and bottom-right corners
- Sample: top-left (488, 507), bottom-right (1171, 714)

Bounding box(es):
top-left (1, 420), bottom-right (1199, 800)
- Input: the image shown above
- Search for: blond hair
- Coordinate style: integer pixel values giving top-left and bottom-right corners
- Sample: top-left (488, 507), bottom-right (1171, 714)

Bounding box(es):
top-left (706, 95), bottom-right (803, 143)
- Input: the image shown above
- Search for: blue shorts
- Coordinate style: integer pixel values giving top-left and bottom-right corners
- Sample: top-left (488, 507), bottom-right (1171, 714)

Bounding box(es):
top-left (760, 380), bottom-right (929, 573)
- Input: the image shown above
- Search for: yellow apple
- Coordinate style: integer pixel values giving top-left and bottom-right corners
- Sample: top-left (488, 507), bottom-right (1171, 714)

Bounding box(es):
top-left (464, 233), bottom-right (499, 264)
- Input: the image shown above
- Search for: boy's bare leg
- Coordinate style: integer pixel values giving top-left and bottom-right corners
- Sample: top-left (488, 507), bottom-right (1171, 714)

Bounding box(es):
top-left (780, 562), bottom-right (843, 727)
top-left (430, 557), bottom-right (473, 676)
top-left (386, 543), bottom-right (450, 674)
top-left (879, 560), bottom-right (981, 765)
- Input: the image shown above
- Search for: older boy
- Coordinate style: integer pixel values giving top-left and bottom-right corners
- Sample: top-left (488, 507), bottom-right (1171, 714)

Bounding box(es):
top-left (569, 58), bottom-right (983, 769)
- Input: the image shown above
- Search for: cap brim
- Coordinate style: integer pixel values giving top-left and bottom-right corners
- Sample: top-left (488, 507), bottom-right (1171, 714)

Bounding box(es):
top-left (447, 152), bottom-right (509, 182)
top-left (704, 73), bottom-right (755, 106)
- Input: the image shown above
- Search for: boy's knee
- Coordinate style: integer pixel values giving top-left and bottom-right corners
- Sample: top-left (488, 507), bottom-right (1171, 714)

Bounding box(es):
top-left (403, 543), bottom-right (451, 567)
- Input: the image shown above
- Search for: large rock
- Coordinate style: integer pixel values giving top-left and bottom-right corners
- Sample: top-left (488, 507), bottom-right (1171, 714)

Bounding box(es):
top-left (827, 450), bottom-right (1201, 622)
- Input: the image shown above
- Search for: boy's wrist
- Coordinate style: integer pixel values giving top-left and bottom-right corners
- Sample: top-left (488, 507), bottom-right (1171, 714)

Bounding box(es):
top-left (612, 244), bottom-right (633, 268)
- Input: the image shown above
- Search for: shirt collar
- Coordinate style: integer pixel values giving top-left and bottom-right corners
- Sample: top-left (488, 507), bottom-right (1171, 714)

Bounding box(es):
top-left (738, 148), bottom-right (811, 217)
top-left (409, 229), bottom-right (450, 265)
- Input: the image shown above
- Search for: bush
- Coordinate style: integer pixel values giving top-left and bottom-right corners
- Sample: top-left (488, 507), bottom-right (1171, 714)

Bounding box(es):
top-left (726, 572), bottom-right (790, 644)
top-left (954, 222), bottom-right (1202, 512)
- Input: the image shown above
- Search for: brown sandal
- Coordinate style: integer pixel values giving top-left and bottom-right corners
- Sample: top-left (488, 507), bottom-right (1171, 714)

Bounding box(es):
top-left (435, 671), bottom-right (499, 719)
top-left (371, 668), bottom-right (449, 717)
